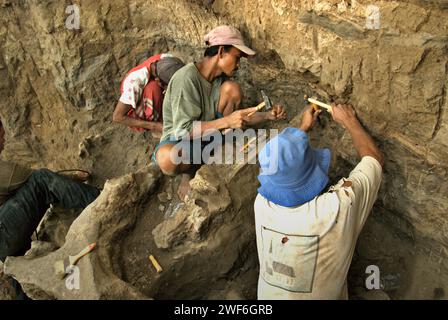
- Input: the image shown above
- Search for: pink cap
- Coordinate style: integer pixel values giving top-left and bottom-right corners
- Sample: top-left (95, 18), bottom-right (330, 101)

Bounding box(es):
top-left (204, 25), bottom-right (256, 56)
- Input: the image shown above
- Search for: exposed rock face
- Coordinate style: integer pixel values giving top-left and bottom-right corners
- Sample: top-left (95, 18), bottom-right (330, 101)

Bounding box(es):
top-left (4, 163), bottom-right (259, 300)
top-left (0, 261), bottom-right (15, 300)
top-left (0, 0), bottom-right (447, 299)
top-left (4, 166), bottom-right (160, 300)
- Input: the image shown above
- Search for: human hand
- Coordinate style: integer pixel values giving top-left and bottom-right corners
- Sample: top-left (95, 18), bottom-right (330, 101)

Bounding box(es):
top-left (266, 105), bottom-right (287, 121)
top-left (299, 105), bottom-right (322, 132)
top-left (151, 131), bottom-right (162, 140)
top-left (225, 107), bottom-right (260, 129)
top-left (144, 121), bottom-right (163, 132)
top-left (331, 104), bottom-right (358, 128)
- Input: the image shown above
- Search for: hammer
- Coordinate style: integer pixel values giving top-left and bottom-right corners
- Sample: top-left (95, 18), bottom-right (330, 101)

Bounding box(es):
top-left (246, 90), bottom-right (273, 118)
top-left (241, 90), bottom-right (273, 152)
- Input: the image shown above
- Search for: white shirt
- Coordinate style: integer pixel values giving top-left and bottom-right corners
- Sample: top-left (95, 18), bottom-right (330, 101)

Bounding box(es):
top-left (254, 156), bottom-right (383, 300)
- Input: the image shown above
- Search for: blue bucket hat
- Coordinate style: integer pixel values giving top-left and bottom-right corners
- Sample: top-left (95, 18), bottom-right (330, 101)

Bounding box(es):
top-left (258, 127), bottom-right (331, 207)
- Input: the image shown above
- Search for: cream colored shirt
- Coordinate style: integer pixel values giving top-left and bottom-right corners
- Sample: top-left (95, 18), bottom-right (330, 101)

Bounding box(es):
top-left (254, 156), bottom-right (382, 300)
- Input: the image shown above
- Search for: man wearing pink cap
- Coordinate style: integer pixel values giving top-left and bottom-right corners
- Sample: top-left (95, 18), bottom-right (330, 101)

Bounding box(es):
top-left (155, 26), bottom-right (287, 200)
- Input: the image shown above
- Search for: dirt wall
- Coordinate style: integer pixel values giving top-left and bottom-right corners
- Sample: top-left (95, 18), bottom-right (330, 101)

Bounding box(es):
top-left (0, 0), bottom-right (447, 299)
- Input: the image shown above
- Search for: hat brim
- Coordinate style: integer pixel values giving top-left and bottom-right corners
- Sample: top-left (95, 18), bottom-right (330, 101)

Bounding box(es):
top-left (257, 147), bottom-right (331, 207)
top-left (233, 44), bottom-right (256, 56)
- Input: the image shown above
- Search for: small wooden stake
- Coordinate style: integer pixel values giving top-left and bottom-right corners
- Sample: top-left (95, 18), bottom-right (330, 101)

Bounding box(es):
top-left (149, 255), bottom-right (163, 273)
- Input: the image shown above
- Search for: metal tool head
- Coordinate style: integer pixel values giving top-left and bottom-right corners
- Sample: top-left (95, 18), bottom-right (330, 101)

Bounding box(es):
top-left (261, 90), bottom-right (273, 111)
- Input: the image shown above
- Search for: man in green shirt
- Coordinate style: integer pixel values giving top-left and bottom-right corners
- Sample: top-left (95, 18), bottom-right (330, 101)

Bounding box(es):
top-left (155, 25), bottom-right (287, 200)
top-left (0, 119), bottom-right (99, 267)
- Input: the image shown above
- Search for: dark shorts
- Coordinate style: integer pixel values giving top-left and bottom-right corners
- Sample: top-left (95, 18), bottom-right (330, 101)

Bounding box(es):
top-left (151, 137), bottom-right (181, 164)
top-left (152, 112), bottom-right (225, 166)
top-left (151, 136), bottom-right (222, 166)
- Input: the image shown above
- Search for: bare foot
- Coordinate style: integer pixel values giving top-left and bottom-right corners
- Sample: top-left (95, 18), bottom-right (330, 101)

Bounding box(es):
top-left (177, 173), bottom-right (191, 202)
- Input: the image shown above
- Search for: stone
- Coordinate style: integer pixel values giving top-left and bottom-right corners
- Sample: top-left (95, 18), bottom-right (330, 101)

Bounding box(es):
top-left (351, 287), bottom-right (391, 300)
top-left (0, 267), bottom-right (15, 300)
top-left (25, 241), bottom-right (58, 258)
top-left (157, 192), bottom-right (169, 203)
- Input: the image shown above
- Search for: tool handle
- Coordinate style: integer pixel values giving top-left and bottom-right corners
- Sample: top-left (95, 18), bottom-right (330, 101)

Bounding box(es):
top-left (72, 243), bottom-right (97, 264)
top-left (246, 101), bottom-right (266, 118)
top-left (240, 137), bottom-right (257, 152)
top-left (307, 98), bottom-right (333, 112)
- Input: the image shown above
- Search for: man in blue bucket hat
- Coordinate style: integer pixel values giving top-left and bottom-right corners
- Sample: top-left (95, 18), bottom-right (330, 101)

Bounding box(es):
top-left (255, 104), bottom-right (384, 300)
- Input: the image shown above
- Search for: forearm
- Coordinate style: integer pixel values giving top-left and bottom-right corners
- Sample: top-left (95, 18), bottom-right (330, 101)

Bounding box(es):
top-left (146, 121), bottom-right (163, 132)
top-left (191, 118), bottom-right (229, 139)
top-left (113, 114), bottom-right (160, 131)
top-left (113, 114), bottom-right (145, 128)
top-left (245, 112), bottom-right (269, 126)
top-left (345, 119), bottom-right (384, 167)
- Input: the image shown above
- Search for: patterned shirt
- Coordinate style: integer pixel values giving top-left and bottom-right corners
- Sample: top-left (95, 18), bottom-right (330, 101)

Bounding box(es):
top-left (119, 54), bottom-right (173, 132)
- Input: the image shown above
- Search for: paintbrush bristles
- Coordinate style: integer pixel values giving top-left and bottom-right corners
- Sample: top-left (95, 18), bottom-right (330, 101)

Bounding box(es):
top-left (54, 258), bottom-right (71, 279)
top-left (53, 243), bottom-right (97, 279)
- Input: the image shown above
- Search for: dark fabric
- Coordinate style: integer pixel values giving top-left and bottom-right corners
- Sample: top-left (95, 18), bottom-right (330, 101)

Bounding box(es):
top-left (156, 57), bottom-right (185, 85)
top-left (8, 278), bottom-right (29, 300)
top-left (0, 169), bottom-right (99, 261)
top-left (152, 132), bottom-right (224, 165)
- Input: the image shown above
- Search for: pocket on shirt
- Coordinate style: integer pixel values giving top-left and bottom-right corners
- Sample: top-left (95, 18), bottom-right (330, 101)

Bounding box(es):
top-left (260, 226), bottom-right (319, 293)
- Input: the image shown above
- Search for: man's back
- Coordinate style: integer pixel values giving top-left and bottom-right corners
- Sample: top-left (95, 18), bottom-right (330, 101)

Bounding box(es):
top-left (254, 156), bottom-right (382, 299)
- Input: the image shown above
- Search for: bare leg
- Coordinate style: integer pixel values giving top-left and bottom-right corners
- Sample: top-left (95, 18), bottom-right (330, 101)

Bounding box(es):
top-left (156, 144), bottom-right (192, 175)
top-left (218, 81), bottom-right (242, 116)
top-left (177, 173), bottom-right (192, 201)
top-left (156, 144), bottom-right (195, 202)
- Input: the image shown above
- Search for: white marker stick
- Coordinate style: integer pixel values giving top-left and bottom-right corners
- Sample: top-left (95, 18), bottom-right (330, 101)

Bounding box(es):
top-left (307, 98), bottom-right (333, 112)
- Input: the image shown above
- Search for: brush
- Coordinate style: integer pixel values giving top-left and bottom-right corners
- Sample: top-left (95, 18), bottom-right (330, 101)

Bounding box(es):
top-left (54, 243), bottom-right (97, 279)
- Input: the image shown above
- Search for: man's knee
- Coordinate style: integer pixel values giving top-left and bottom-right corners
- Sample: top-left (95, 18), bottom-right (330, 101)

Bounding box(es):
top-left (220, 81), bottom-right (242, 102)
top-left (156, 145), bottom-right (178, 176)
top-left (219, 81), bottom-right (242, 115)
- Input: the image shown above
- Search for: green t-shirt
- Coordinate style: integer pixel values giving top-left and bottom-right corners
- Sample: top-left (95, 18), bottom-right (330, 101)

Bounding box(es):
top-left (161, 63), bottom-right (223, 141)
top-left (0, 160), bottom-right (33, 206)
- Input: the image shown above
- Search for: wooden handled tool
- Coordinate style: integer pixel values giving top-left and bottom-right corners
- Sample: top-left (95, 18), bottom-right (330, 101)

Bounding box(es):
top-left (307, 98), bottom-right (333, 112)
top-left (246, 101), bottom-right (266, 118)
top-left (54, 243), bottom-right (97, 279)
top-left (240, 136), bottom-right (257, 152)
